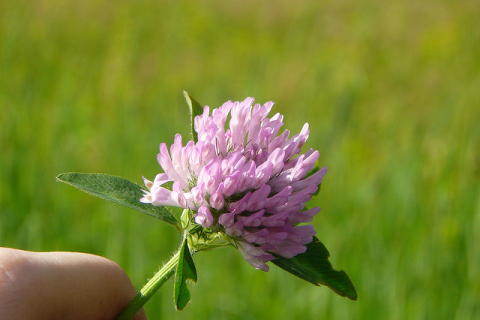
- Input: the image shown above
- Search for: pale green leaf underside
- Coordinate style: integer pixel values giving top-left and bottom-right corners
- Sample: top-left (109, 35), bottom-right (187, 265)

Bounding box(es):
top-left (272, 236), bottom-right (357, 300)
top-left (56, 173), bottom-right (180, 228)
top-left (174, 237), bottom-right (197, 310)
top-left (183, 91), bottom-right (203, 143)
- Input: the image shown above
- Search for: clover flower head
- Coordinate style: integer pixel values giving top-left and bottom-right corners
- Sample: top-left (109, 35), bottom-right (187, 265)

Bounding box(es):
top-left (141, 98), bottom-right (327, 271)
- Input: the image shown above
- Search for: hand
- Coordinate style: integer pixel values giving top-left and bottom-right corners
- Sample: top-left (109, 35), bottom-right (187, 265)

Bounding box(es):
top-left (0, 248), bottom-right (146, 320)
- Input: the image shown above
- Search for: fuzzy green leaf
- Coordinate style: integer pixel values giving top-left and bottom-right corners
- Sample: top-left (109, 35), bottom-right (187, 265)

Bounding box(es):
top-left (272, 236), bottom-right (357, 300)
top-left (183, 91), bottom-right (204, 143)
top-left (174, 237), bottom-right (197, 310)
top-left (56, 173), bottom-right (180, 228)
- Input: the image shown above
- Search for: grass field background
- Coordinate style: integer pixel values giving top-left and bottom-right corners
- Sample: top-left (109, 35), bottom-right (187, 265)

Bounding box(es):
top-left (1, 0), bottom-right (479, 319)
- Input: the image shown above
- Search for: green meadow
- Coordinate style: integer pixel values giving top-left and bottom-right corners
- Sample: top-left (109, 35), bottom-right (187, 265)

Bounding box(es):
top-left (1, 0), bottom-right (479, 319)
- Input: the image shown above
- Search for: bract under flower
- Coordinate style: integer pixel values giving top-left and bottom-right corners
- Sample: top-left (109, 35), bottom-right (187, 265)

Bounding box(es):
top-left (141, 98), bottom-right (327, 271)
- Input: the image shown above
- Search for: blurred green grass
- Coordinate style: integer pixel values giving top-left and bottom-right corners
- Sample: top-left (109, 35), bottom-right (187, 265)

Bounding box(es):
top-left (1, 0), bottom-right (479, 319)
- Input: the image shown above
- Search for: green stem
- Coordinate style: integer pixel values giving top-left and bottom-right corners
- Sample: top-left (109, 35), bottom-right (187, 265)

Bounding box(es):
top-left (115, 250), bottom-right (180, 320)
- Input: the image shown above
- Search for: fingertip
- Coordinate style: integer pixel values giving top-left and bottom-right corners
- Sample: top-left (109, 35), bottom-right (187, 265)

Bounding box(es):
top-left (0, 249), bottom-right (147, 320)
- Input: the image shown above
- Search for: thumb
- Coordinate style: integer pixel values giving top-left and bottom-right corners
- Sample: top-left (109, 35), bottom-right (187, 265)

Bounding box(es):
top-left (0, 248), bottom-right (146, 320)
